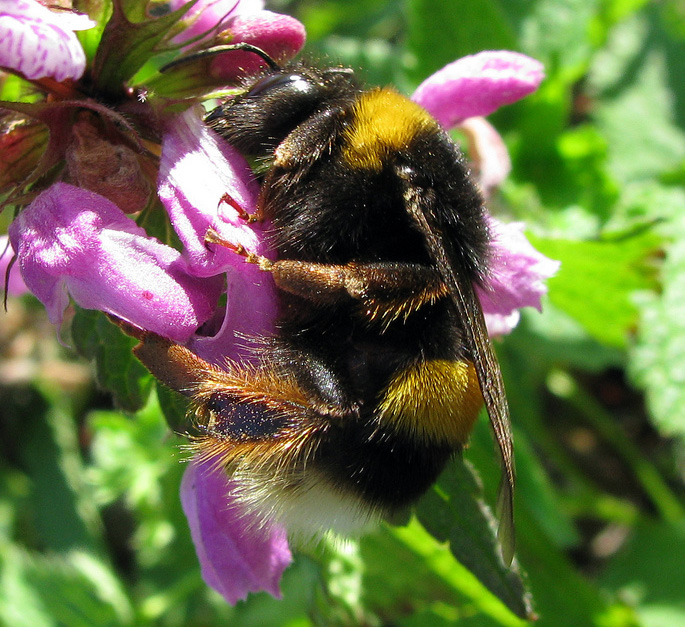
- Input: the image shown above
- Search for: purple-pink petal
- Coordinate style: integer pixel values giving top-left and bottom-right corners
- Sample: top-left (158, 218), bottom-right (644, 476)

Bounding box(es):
top-left (459, 116), bottom-right (511, 195)
top-left (159, 109), bottom-right (278, 363)
top-left (0, 0), bottom-right (94, 81)
top-left (0, 235), bottom-right (28, 297)
top-left (8, 183), bottom-right (220, 342)
top-left (483, 309), bottom-right (522, 338)
top-left (411, 51), bottom-right (544, 129)
top-left (189, 267), bottom-right (278, 366)
top-left (158, 108), bottom-right (268, 278)
top-left (180, 460), bottom-right (292, 605)
top-left (478, 217), bottom-right (560, 336)
top-left (208, 12), bottom-right (306, 80)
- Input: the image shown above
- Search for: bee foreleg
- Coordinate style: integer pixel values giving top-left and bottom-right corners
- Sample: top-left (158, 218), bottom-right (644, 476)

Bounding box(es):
top-left (218, 192), bottom-right (260, 223)
top-left (204, 228), bottom-right (274, 270)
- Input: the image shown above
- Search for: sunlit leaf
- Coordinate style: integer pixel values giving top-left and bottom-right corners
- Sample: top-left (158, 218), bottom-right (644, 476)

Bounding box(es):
top-left (602, 521), bottom-right (685, 626)
top-left (71, 308), bottom-right (152, 412)
top-left (415, 460), bottom-right (533, 619)
top-left (631, 214), bottom-right (685, 440)
top-left (528, 229), bottom-right (661, 348)
top-left (0, 547), bottom-right (133, 627)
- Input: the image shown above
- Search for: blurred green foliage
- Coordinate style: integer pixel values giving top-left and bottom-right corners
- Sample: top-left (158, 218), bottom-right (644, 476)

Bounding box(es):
top-left (2, 0), bottom-right (685, 625)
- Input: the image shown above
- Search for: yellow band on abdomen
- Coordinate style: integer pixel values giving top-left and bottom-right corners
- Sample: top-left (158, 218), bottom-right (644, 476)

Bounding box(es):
top-left (377, 359), bottom-right (483, 446)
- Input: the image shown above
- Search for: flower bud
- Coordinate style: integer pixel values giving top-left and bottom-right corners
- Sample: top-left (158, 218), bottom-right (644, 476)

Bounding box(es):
top-left (65, 117), bottom-right (151, 212)
top-left (208, 12), bottom-right (306, 81)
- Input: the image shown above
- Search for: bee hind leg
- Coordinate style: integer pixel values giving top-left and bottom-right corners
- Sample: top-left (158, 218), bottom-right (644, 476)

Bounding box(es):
top-left (124, 327), bottom-right (380, 534)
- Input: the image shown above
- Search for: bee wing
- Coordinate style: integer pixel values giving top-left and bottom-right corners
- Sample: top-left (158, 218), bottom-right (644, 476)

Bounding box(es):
top-left (400, 173), bottom-right (515, 566)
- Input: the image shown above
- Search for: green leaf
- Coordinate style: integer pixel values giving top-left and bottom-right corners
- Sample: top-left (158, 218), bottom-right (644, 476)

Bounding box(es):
top-left (630, 212), bottom-right (685, 440)
top-left (71, 308), bottom-right (152, 412)
top-left (312, 37), bottom-right (406, 91)
top-left (0, 73), bottom-right (32, 102)
top-left (554, 125), bottom-right (620, 220)
top-left (87, 393), bottom-right (175, 506)
top-left (414, 459), bottom-right (533, 620)
top-left (11, 390), bottom-right (100, 553)
top-left (510, 306), bottom-right (625, 373)
top-left (298, 0), bottom-right (401, 42)
top-left (155, 381), bottom-right (192, 433)
top-left (358, 528), bottom-right (475, 622)
top-left (74, 0), bottom-right (110, 63)
top-left (0, 547), bottom-right (133, 627)
top-left (588, 8), bottom-right (685, 184)
top-left (528, 228), bottom-right (661, 348)
top-left (405, 0), bottom-right (516, 84)
top-left (92, 1), bottom-right (196, 93)
top-left (230, 555), bottom-right (320, 626)
top-left (391, 518), bottom-right (529, 626)
top-left (505, 0), bottom-right (598, 71)
top-left (601, 521), bottom-right (685, 626)
top-left (514, 509), bottom-right (638, 627)
top-left (462, 357), bottom-right (632, 626)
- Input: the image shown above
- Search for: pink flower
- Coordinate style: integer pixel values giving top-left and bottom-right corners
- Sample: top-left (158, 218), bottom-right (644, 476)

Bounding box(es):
top-left (158, 108), bottom-right (278, 365)
top-left (411, 51), bottom-right (544, 129)
top-left (459, 116), bottom-right (512, 196)
top-left (410, 50), bottom-right (553, 334)
top-left (0, 0), bottom-right (94, 81)
top-left (157, 111), bottom-right (287, 600)
top-left (412, 50), bottom-right (544, 195)
top-left (479, 218), bottom-right (561, 336)
top-left (8, 183), bottom-right (221, 342)
top-left (158, 109), bottom-right (265, 278)
top-left (208, 11), bottom-right (306, 80)
top-left (168, 0), bottom-right (305, 79)
top-left (181, 460), bottom-right (292, 605)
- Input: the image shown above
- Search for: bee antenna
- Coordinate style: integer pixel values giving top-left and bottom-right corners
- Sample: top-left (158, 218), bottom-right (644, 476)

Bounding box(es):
top-left (160, 43), bottom-right (281, 73)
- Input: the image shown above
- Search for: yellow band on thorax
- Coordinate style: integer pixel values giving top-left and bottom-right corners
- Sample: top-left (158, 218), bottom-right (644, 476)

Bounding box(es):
top-left (342, 89), bottom-right (437, 171)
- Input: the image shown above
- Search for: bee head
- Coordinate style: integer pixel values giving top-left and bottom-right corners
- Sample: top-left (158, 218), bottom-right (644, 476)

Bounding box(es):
top-left (206, 61), bottom-right (359, 156)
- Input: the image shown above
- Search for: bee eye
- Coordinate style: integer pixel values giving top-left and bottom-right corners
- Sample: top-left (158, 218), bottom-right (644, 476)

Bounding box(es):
top-left (247, 73), bottom-right (317, 98)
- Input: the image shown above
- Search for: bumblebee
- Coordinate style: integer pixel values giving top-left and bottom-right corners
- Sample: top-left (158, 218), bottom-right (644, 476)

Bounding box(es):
top-left (138, 45), bottom-right (514, 562)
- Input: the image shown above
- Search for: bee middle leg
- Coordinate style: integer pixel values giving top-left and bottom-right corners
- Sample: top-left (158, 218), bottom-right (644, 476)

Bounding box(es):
top-left (204, 228), bottom-right (446, 314)
top-left (267, 259), bottom-right (448, 322)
